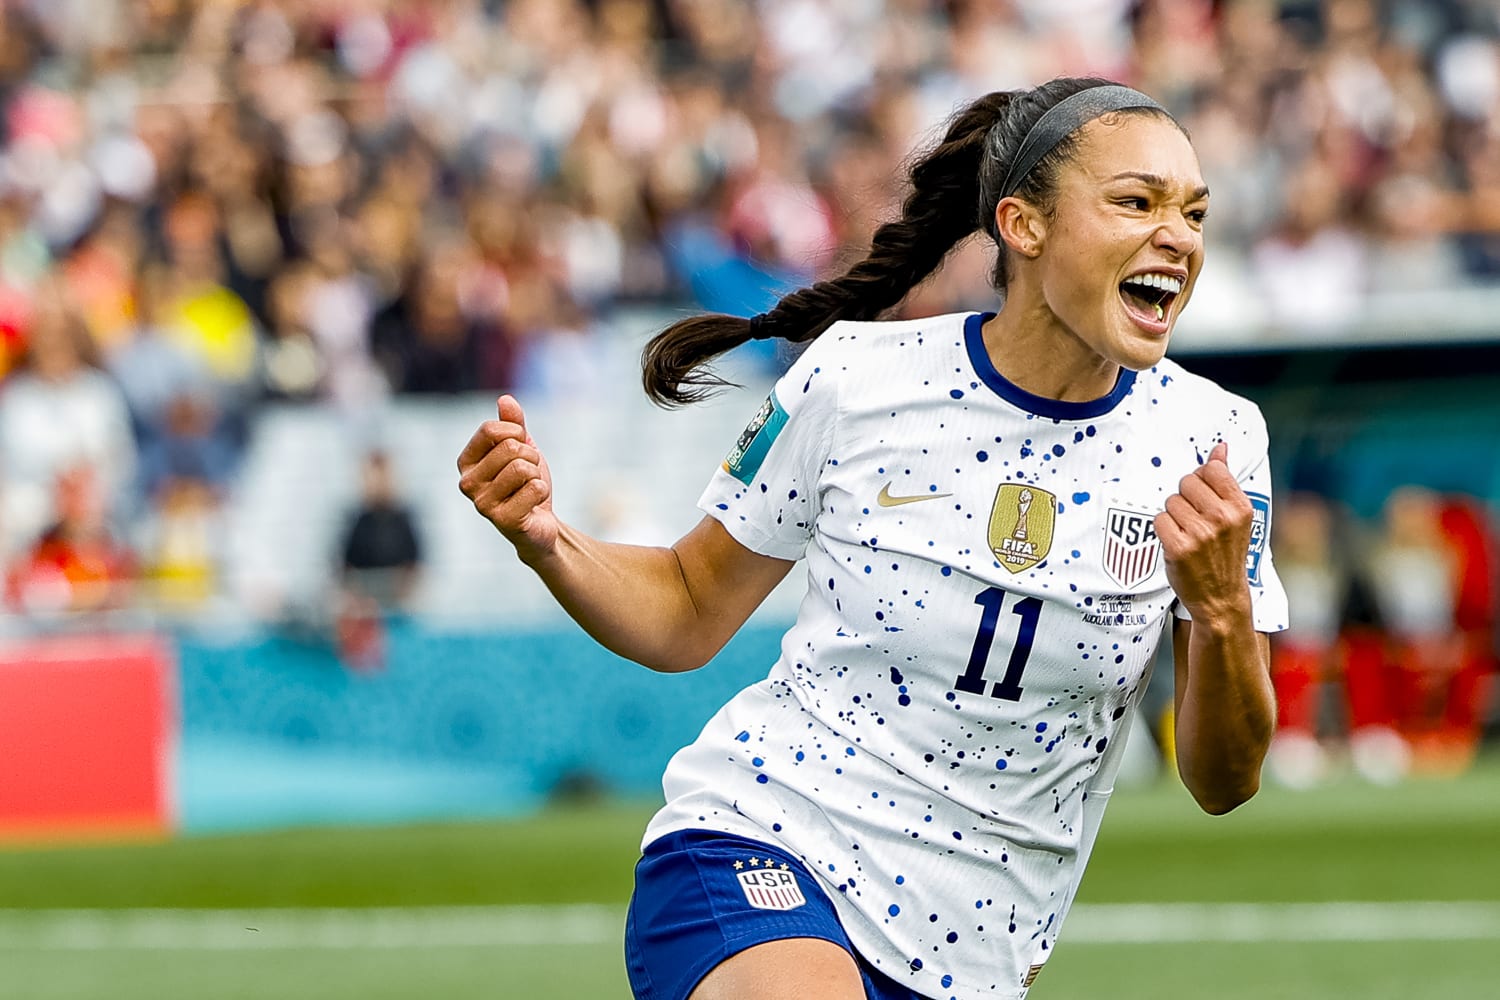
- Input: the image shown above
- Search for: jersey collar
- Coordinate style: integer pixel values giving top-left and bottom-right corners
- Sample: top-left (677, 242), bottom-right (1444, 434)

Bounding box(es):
top-left (964, 311), bottom-right (1136, 420)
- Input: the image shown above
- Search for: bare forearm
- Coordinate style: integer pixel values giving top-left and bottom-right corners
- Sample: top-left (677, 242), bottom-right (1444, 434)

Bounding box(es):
top-left (523, 524), bottom-right (718, 672)
top-left (519, 517), bottom-right (792, 673)
top-left (1174, 609), bottom-right (1275, 814)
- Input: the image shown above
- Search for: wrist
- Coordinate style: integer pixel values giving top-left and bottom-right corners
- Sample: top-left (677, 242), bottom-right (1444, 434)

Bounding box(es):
top-left (512, 523), bottom-right (569, 572)
top-left (516, 543), bottom-right (556, 572)
top-left (1183, 586), bottom-right (1254, 637)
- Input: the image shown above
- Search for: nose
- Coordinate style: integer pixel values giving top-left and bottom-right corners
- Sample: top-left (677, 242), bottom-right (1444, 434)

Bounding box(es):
top-left (1152, 214), bottom-right (1199, 259)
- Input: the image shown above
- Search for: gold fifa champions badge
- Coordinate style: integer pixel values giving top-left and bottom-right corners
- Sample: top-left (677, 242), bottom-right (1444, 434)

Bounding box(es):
top-left (988, 483), bottom-right (1056, 573)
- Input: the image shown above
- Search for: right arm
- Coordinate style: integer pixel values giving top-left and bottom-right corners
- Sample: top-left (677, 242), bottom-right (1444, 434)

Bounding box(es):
top-left (457, 395), bottom-right (794, 672)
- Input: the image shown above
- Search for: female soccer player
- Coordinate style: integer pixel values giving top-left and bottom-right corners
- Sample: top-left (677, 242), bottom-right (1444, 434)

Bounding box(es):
top-left (458, 77), bottom-right (1288, 1000)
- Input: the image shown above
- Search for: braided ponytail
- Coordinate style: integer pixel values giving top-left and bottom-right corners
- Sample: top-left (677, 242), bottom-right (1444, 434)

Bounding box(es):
top-left (641, 92), bottom-right (1011, 407)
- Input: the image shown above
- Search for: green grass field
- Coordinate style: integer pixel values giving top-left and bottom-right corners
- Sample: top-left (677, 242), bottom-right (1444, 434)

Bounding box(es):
top-left (3, 756), bottom-right (1499, 1000)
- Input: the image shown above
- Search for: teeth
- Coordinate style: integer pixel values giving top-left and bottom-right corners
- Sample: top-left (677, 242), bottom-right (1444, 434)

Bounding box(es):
top-left (1125, 272), bottom-right (1184, 294)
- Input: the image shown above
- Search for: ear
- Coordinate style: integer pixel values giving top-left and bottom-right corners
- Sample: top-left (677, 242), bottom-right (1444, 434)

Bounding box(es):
top-left (993, 197), bottom-right (1046, 259)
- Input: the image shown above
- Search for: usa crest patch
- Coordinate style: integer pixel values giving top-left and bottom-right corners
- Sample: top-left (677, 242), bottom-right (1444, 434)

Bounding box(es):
top-left (736, 865), bottom-right (807, 911)
top-left (1103, 508), bottom-right (1161, 589)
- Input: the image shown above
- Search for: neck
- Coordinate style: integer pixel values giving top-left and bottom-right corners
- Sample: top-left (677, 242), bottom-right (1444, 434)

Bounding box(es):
top-left (983, 286), bottom-right (1120, 402)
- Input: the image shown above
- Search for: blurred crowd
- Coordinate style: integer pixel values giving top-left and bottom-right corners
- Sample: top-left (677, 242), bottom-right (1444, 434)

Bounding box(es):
top-left (1268, 488), bottom-right (1496, 782)
top-left (0, 0), bottom-right (1496, 638)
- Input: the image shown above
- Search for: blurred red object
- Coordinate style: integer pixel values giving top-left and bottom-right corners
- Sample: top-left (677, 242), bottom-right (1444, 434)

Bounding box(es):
top-left (0, 634), bottom-right (175, 843)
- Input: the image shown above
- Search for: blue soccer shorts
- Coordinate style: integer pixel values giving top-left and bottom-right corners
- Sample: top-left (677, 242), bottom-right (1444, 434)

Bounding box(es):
top-left (624, 828), bottom-right (929, 1000)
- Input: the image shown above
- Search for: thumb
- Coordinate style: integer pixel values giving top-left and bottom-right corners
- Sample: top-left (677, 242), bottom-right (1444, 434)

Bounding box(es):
top-left (1206, 440), bottom-right (1228, 466)
top-left (498, 394), bottom-right (539, 447)
top-left (497, 394), bottom-right (526, 430)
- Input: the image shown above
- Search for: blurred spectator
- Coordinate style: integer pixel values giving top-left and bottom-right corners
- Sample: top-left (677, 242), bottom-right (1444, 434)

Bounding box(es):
top-left (296, 210), bottom-right (387, 410)
top-left (338, 449), bottom-right (423, 613)
top-left (370, 241), bottom-right (515, 394)
top-left (722, 116), bottom-right (838, 278)
top-left (1250, 153), bottom-right (1368, 332)
top-left (0, 284), bottom-right (135, 557)
top-left (1335, 527), bottom-right (1407, 784)
top-left (258, 263), bottom-right (323, 402)
top-left (1455, 126), bottom-right (1500, 278)
top-left (6, 465), bottom-right (135, 617)
top-left (1363, 114), bottom-right (1465, 293)
top-left (136, 389), bottom-right (237, 503)
top-left (154, 191), bottom-right (260, 406)
top-left (109, 266), bottom-right (239, 501)
top-left (335, 449), bottom-right (423, 672)
top-left (1345, 487), bottom-right (1493, 779)
top-left (1266, 493), bottom-right (1347, 787)
top-left (1431, 496), bottom-right (1498, 763)
top-left (137, 475), bottom-right (223, 613)
top-left (61, 201), bottom-right (143, 354)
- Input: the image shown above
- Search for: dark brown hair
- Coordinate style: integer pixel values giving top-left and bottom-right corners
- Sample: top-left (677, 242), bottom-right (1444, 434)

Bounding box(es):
top-left (641, 77), bottom-right (1169, 406)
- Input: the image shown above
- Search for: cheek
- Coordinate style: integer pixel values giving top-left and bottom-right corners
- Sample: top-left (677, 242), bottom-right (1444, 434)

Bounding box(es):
top-left (1047, 221), bottom-right (1128, 309)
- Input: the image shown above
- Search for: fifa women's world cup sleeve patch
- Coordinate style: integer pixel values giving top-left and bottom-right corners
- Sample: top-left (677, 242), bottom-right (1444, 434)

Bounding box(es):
top-left (723, 389), bottom-right (790, 485)
top-left (1245, 491), bottom-right (1270, 586)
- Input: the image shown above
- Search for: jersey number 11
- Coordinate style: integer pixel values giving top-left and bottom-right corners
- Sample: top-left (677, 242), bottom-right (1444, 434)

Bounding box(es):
top-left (952, 586), bottom-right (1041, 702)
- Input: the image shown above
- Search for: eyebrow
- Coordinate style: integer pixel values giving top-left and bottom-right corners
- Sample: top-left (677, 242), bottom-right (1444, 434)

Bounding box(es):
top-left (1109, 171), bottom-right (1210, 201)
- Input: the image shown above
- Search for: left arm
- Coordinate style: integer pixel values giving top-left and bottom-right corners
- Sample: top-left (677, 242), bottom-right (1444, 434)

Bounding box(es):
top-left (1157, 442), bottom-right (1276, 814)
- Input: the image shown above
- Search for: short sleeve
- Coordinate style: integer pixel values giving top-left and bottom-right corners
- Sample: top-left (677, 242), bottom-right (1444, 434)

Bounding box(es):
top-left (1172, 403), bottom-right (1290, 633)
top-left (697, 337), bottom-right (839, 561)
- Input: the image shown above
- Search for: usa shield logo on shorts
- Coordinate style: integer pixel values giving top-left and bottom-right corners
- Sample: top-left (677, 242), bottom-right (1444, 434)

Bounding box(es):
top-left (736, 867), bottom-right (807, 911)
top-left (1103, 508), bottom-right (1161, 589)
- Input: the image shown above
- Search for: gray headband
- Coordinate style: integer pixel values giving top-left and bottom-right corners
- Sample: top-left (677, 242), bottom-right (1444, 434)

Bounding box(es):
top-left (997, 85), bottom-right (1169, 200)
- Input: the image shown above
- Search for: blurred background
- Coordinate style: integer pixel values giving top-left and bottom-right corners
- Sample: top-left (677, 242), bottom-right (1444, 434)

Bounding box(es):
top-left (0, 1), bottom-right (1496, 998)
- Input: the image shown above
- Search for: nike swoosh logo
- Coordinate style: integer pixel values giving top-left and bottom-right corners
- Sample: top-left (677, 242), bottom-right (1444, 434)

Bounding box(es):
top-left (877, 483), bottom-right (953, 507)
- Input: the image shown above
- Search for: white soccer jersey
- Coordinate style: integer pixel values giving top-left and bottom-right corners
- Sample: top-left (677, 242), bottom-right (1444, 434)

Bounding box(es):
top-left (643, 311), bottom-right (1288, 1000)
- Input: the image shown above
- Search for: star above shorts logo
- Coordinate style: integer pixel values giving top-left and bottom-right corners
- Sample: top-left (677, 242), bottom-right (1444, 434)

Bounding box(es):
top-left (877, 482), bottom-right (953, 507)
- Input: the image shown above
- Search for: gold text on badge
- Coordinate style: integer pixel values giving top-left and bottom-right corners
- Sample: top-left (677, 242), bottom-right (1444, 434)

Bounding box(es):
top-left (988, 483), bottom-right (1056, 573)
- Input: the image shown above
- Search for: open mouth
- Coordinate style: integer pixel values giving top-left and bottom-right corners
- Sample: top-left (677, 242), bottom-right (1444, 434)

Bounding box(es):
top-left (1118, 272), bottom-right (1183, 329)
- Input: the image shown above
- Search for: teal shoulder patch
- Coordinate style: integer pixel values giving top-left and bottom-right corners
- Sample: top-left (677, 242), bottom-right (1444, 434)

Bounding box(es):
top-left (1246, 492), bottom-right (1270, 586)
top-left (723, 390), bottom-right (789, 485)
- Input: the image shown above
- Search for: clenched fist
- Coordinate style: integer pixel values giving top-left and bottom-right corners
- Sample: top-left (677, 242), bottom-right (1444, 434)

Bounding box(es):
top-left (457, 395), bottom-right (560, 564)
top-left (1155, 441), bottom-right (1254, 622)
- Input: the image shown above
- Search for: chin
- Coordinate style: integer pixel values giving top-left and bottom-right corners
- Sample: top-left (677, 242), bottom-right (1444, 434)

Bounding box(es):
top-left (1122, 342), bottom-right (1170, 371)
top-left (1107, 328), bottom-right (1172, 372)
